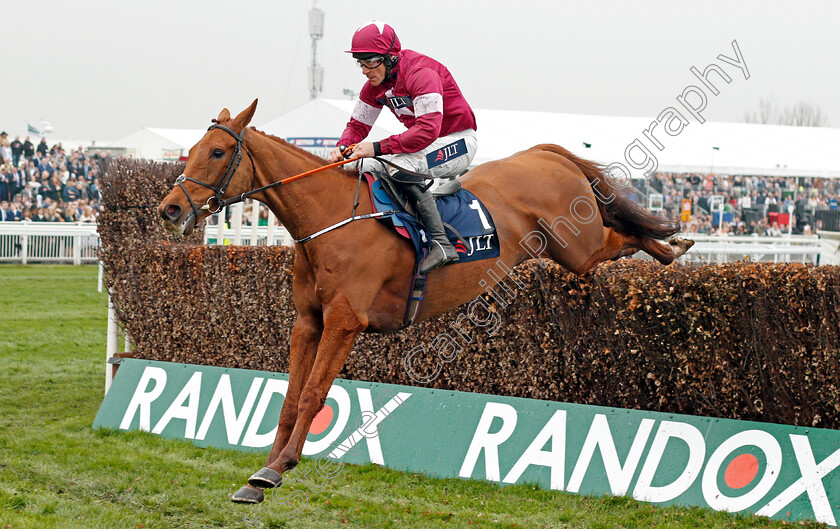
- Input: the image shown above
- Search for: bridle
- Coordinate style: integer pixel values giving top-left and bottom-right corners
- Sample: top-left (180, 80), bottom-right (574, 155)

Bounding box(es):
top-left (174, 123), bottom-right (256, 222)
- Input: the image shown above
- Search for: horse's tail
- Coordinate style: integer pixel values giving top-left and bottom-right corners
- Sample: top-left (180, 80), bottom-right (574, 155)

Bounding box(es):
top-left (538, 144), bottom-right (680, 240)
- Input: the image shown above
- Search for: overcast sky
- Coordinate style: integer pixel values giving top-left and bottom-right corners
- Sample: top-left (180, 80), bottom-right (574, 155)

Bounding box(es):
top-left (4, 0), bottom-right (839, 142)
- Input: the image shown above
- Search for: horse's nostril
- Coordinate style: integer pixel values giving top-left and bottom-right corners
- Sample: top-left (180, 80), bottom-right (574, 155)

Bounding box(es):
top-left (164, 204), bottom-right (181, 221)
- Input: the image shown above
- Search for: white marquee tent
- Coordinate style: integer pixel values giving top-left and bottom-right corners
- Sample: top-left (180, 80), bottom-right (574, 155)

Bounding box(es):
top-left (115, 98), bottom-right (840, 178)
top-left (260, 99), bottom-right (840, 178)
top-left (111, 127), bottom-right (205, 161)
top-left (472, 108), bottom-right (840, 178)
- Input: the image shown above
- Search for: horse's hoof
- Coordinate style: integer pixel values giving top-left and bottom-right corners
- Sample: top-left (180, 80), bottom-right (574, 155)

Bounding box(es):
top-left (248, 467), bottom-right (282, 489)
top-left (231, 484), bottom-right (264, 504)
top-left (669, 237), bottom-right (695, 258)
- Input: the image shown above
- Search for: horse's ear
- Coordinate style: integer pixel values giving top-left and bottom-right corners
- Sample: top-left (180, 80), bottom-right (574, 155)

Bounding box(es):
top-left (232, 99), bottom-right (259, 131)
top-left (216, 108), bottom-right (231, 123)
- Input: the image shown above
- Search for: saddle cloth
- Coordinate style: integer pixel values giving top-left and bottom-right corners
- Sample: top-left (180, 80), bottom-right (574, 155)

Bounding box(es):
top-left (364, 174), bottom-right (500, 264)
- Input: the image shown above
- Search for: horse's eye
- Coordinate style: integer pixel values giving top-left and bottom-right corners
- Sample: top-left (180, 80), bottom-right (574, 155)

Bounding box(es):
top-left (212, 149), bottom-right (225, 159)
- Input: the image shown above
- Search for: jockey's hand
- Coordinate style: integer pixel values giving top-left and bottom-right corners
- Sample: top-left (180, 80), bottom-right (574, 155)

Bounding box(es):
top-left (351, 142), bottom-right (376, 159)
top-left (327, 146), bottom-right (347, 163)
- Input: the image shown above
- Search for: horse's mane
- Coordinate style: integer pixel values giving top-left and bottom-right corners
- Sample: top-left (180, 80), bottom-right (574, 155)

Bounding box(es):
top-left (246, 127), bottom-right (353, 173)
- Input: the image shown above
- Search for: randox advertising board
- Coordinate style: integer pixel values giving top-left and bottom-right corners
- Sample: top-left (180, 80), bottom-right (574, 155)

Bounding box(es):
top-left (95, 359), bottom-right (840, 525)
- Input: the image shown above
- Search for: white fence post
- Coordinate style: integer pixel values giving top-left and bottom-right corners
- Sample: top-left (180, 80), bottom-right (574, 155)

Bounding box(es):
top-left (20, 234), bottom-right (28, 265)
top-left (232, 202), bottom-right (244, 245)
top-left (250, 200), bottom-right (260, 245)
top-left (216, 208), bottom-right (226, 244)
top-left (73, 234), bottom-right (82, 265)
top-left (266, 210), bottom-right (277, 245)
top-left (105, 293), bottom-right (119, 394)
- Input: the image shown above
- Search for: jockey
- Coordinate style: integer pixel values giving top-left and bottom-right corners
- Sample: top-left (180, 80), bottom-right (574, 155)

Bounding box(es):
top-left (328, 20), bottom-right (478, 274)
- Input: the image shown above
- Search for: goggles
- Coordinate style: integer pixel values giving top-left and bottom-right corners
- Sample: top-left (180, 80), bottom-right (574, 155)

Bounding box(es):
top-left (356, 56), bottom-right (385, 69)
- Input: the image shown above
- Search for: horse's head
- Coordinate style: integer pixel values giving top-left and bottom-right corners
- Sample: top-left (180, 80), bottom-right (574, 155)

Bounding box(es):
top-left (158, 99), bottom-right (258, 235)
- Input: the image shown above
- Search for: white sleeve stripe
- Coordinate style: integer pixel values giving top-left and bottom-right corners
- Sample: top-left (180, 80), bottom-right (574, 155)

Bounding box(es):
top-left (413, 93), bottom-right (443, 117)
top-left (351, 101), bottom-right (382, 126)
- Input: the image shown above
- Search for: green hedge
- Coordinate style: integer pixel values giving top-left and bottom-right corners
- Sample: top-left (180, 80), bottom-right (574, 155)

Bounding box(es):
top-left (99, 159), bottom-right (840, 429)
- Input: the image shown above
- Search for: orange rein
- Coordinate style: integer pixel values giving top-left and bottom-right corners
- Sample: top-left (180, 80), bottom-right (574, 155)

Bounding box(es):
top-left (277, 153), bottom-right (360, 186)
top-left (227, 145), bottom-right (360, 206)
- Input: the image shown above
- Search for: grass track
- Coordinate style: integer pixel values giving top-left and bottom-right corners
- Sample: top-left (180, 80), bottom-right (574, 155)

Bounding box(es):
top-left (0, 264), bottom-right (829, 528)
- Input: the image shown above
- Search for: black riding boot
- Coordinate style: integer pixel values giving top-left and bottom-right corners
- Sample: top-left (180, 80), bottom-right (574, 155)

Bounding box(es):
top-left (404, 184), bottom-right (460, 273)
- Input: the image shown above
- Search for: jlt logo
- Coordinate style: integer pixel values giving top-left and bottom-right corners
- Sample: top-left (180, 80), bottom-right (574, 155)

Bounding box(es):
top-left (454, 199), bottom-right (494, 256)
top-left (463, 235), bottom-right (495, 256)
top-left (387, 96), bottom-right (412, 109)
top-left (383, 90), bottom-right (413, 117)
top-left (435, 143), bottom-right (459, 163)
top-left (427, 138), bottom-right (468, 168)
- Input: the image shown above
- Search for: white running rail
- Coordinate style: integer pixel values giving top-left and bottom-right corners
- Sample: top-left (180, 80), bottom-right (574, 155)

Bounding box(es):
top-left (0, 221), bottom-right (100, 265)
top-left (681, 234), bottom-right (822, 265)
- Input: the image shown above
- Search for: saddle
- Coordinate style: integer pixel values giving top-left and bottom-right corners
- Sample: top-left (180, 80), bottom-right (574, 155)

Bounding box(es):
top-left (375, 175), bottom-right (462, 217)
top-left (363, 172), bottom-right (499, 328)
top-left (364, 173), bottom-right (499, 265)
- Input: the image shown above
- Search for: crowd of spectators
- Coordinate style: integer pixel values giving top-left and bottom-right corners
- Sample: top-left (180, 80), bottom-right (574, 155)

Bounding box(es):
top-left (0, 130), bottom-right (110, 222)
top-left (3, 126), bottom-right (840, 237)
top-left (225, 170), bottom-right (840, 237)
top-left (637, 172), bottom-right (840, 235)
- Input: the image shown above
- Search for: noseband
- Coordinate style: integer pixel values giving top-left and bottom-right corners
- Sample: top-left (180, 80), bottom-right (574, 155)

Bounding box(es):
top-left (174, 123), bottom-right (257, 221)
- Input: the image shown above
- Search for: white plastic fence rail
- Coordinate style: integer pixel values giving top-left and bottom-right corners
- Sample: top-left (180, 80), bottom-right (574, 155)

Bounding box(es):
top-left (683, 234), bottom-right (822, 264)
top-left (202, 204), bottom-right (293, 247)
top-left (0, 221), bottom-right (823, 266)
top-left (0, 221), bottom-right (99, 265)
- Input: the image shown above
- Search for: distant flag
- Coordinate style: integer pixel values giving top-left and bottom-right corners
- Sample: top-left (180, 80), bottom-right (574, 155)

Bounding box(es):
top-left (27, 123), bottom-right (40, 135)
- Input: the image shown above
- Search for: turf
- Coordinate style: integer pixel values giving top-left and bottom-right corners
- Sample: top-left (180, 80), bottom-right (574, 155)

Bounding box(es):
top-left (0, 264), bottom-right (830, 528)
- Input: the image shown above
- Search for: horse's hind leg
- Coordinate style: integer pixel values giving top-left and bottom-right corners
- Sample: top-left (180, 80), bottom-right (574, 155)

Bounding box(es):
top-left (566, 227), bottom-right (636, 274)
top-left (571, 227), bottom-right (680, 274)
top-left (638, 236), bottom-right (696, 263)
top-left (639, 235), bottom-right (677, 265)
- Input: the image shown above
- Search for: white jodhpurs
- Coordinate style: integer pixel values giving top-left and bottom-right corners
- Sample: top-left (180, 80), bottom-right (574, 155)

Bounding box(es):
top-left (353, 129), bottom-right (477, 181)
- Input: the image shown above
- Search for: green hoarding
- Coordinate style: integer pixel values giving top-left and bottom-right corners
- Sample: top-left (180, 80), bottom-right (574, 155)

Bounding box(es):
top-left (95, 359), bottom-right (840, 525)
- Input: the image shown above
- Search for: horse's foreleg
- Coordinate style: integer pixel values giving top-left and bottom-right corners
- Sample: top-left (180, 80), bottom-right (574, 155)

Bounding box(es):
top-left (248, 300), bottom-right (365, 489)
top-left (266, 316), bottom-right (322, 466)
top-left (231, 315), bottom-right (322, 504)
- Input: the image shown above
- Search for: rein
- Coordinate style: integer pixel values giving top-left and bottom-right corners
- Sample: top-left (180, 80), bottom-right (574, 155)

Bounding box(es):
top-left (175, 127), bottom-right (432, 244)
top-left (288, 153), bottom-right (435, 244)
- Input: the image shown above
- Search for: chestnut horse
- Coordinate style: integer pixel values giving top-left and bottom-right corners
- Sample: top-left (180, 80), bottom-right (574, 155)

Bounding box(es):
top-left (158, 100), bottom-right (693, 503)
